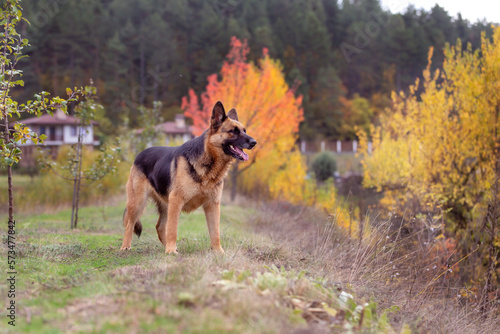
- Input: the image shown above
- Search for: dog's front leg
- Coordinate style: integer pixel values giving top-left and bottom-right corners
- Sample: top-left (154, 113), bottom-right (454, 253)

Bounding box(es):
top-left (203, 201), bottom-right (224, 254)
top-left (165, 194), bottom-right (183, 254)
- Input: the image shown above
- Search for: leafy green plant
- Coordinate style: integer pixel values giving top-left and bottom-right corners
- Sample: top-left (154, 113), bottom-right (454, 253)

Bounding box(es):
top-left (0, 0), bottom-right (78, 221)
top-left (39, 85), bottom-right (121, 228)
top-left (252, 271), bottom-right (288, 293)
top-left (340, 293), bottom-right (398, 332)
top-left (311, 151), bottom-right (337, 182)
top-left (215, 265), bottom-right (399, 333)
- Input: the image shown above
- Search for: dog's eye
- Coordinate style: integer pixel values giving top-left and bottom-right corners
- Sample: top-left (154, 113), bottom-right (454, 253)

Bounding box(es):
top-left (243, 128), bottom-right (246, 133)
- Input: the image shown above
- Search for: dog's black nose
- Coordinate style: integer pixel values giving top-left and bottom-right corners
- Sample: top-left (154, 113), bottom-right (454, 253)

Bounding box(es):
top-left (249, 139), bottom-right (257, 149)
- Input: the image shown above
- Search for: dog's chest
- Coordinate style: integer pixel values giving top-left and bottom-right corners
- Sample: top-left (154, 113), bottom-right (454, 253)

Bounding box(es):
top-left (202, 159), bottom-right (232, 185)
top-left (182, 185), bottom-right (221, 212)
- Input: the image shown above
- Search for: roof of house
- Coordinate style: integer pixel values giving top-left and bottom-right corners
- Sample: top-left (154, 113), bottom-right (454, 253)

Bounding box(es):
top-left (18, 109), bottom-right (98, 126)
top-left (136, 114), bottom-right (193, 136)
top-left (136, 121), bottom-right (193, 135)
top-left (157, 121), bottom-right (193, 135)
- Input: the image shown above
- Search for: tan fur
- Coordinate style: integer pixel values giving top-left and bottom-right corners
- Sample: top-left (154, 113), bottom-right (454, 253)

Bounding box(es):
top-left (120, 117), bottom-right (247, 254)
top-left (121, 165), bottom-right (150, 250)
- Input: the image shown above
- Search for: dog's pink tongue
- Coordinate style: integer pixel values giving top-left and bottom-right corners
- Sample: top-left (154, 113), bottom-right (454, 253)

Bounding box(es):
top-left (234, 147), bottom-right (249, 161)
top-left (241, 151), bottom-right (249, 161)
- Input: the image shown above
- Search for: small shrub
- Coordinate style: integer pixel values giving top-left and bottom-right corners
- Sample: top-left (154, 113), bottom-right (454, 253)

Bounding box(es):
top-left (311, 152), bottom-right (337, 182)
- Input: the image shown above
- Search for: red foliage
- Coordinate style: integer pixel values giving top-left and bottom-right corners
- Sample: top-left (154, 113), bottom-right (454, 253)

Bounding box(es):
top-left (182, 37), bottom-right (303, 165)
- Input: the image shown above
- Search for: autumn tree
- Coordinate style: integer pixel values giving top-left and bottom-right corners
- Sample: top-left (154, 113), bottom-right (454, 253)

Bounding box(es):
top-left (340, 93), bottom-right (374, 140)
top-left (182, 37), bottom-right (303, 200)
top-left (358, 28), bottom-right (500, 278)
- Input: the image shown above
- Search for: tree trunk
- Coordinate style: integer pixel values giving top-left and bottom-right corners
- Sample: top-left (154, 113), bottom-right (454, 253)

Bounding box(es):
top-left (93, 36), bottom-right (100, 84)
top-left (70, 51), bottom-right (75, 89)
top-left (230, 162), bottom-right (239, 202)
top-left (2, 18), bottom-right (13, 223)
top-left (129, 53), bottom-right (134, 103)
top-left (70, 172), bottom-right (78, 229)
top-left (6, 157), bottom-right (13, 222)
top-left (153, 65), bottom-right (159, 102)
top-left (74, 175), bottom-right (82, 228)
top-left (140, 43), bottom-right (145, 106)
top-left (70, 123), bottom-right (83, 228)
top-left (7, 165), bottom-right (13, 222)
top-left (52, 54), bottom-right (58, 94)
top-left (3, 108), bottom-right (14, 222)
top-left (396, 65), bottom-right (401, 93)
top-left (74, 138), bottom-right (84, 228)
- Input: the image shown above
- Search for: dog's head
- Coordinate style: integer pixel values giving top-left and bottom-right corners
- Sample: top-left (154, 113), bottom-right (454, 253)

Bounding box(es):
top-left (207, 101), bottom-right (257, 161)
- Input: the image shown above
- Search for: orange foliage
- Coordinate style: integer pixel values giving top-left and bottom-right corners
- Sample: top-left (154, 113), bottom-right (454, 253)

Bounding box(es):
top-left (182, 38), bottom-right (354, 230)
top-left (430, 237), bottom-right (460, 278)
top-left (182, 37), bottom-right (303, 168)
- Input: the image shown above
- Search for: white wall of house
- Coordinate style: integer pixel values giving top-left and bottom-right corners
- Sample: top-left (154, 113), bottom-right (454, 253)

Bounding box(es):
top-left (63, 125), bottom-right (95, 144)
top-left (19, 124), bottom-right (98, 146)
top-left (55, 126), bottom-right (63, 140)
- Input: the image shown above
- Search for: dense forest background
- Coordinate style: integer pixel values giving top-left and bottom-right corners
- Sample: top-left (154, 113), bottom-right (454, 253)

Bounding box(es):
top-left (15, 0), bottom-right (495, 140)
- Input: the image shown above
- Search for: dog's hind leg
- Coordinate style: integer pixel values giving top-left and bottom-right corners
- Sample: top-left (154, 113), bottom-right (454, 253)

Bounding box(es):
top-left (121, 167), bottom-right (148, 251)
top-left (154, 200), bottom-right (168, 246)
top-left (123, 208), bottom-right (143, 238)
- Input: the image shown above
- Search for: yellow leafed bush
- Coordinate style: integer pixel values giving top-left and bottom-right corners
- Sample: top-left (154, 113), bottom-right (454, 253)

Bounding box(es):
top-left (359, 27), bottom-right (500, 228)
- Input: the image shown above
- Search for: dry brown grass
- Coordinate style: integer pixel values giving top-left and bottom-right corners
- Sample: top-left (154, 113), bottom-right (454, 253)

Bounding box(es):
top-left (247, 201), bottom-right (500, 333)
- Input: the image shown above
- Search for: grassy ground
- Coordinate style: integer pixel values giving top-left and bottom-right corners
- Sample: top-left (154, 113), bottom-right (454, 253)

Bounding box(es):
top-left (0, 199), bottom-right (397, 333)
top-left (1, 197), bottom-right (498, 333)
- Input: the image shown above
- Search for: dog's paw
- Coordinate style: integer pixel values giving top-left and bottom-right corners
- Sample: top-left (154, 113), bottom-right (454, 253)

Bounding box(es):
top-left (165, 245), bottom-right (178, 255)
top-left (120, 246), bottom-right (131, 251)
top-left (211, 246), bottom-right (225, 254)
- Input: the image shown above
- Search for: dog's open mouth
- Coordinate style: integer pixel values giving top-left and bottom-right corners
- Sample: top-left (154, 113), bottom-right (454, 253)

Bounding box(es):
top-left (228, 144), bottom-right (249, 161)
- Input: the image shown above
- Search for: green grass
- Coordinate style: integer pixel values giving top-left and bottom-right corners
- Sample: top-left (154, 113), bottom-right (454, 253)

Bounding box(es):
top-left (0, 202), bottom-right (263, 333)
top-left (0, 174), bottom-right (35, 206)
top-left (0, 174), bottom-right (34, 190)
top-left (0, 201), bottom-right (395, 333)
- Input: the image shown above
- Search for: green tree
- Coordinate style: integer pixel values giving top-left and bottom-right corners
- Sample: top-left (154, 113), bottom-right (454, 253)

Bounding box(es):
top-left (311, 151), bottom-right (337, 182)
top-left (0, 0), bottom-right (76, 222)
top-left (131, 101), bottom-right (165, 154)
top-left (40, 85), bottom-right (121, 228)
top-left (302, 66), bottom-right (344, 139)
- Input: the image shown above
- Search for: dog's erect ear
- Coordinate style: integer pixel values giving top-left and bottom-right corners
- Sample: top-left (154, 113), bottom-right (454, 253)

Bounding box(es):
top-left (227, 108), bottom-right (238, 121)
top-left (211, 101), bottom-right (227, 130)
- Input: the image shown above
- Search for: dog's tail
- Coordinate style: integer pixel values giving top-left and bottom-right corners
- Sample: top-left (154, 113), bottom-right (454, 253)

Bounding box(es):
top-left (123, 208), bottom-right (143, 238)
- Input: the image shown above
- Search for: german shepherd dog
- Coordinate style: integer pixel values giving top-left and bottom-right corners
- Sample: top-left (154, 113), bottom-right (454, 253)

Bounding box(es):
top-left (121, 101), bottom-right (256, 254)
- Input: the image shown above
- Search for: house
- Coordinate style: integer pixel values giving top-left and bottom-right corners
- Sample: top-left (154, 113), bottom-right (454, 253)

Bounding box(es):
top-left (158, 114), bottom-right (194, 145)
top-left (16, 109), bottom-right (99, 168)
top-left (137, 114), bottom-right (194, 146)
